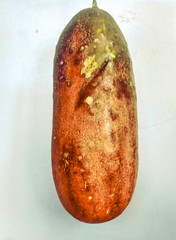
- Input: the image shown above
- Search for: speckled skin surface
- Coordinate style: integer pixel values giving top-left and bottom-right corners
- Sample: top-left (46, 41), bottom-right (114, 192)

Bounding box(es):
top-left (52, 5), bottom-right (138, 223)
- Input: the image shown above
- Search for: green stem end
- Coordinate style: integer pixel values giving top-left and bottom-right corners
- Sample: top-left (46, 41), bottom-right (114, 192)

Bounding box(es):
top-left (92, 0), bottom-right (98, 8)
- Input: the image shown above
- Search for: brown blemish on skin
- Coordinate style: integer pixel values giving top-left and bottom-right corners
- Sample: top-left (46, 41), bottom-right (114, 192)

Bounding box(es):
top-left (123, 126), bottom-right (128, 135)
top-left (110, 110), bottom-right (118, 121)
top-left (74, 58), bottom-right (80, 65)
top-left (117, 80), bottom-right (132, 100)
top-left (111, 131), bottom-right (116, 143)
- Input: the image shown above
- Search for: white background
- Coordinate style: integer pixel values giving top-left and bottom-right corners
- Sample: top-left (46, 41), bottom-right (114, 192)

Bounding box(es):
top-left (1, 0), bottom-right (176, 239)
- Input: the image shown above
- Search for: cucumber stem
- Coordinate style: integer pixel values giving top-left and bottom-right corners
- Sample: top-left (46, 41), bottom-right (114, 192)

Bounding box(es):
top-left (92, 0), bottom-right (98, 8)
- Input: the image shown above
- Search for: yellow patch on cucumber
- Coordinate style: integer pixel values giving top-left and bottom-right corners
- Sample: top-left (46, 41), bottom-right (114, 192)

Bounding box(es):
top-left (81, 55), bottom-right (98, 78)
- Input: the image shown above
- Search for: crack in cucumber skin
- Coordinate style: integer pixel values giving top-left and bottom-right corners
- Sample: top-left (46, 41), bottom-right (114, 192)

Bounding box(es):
top-left (52, 5), bottom-right (138, 224)
top-left (75, 59), bottom-right (109, 110)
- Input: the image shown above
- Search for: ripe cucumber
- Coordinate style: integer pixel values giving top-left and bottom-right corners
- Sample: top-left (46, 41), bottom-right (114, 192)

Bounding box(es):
top-left (52, 0), bottom-right (138, 223)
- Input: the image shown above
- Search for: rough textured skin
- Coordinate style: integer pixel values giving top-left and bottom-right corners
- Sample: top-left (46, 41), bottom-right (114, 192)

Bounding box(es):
top-left (52, 5), bottom-right (138, 223)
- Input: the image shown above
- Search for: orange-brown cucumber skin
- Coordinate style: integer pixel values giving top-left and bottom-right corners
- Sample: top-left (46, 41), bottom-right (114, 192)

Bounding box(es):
top-left (52, 7), bottom-right (138, 223)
